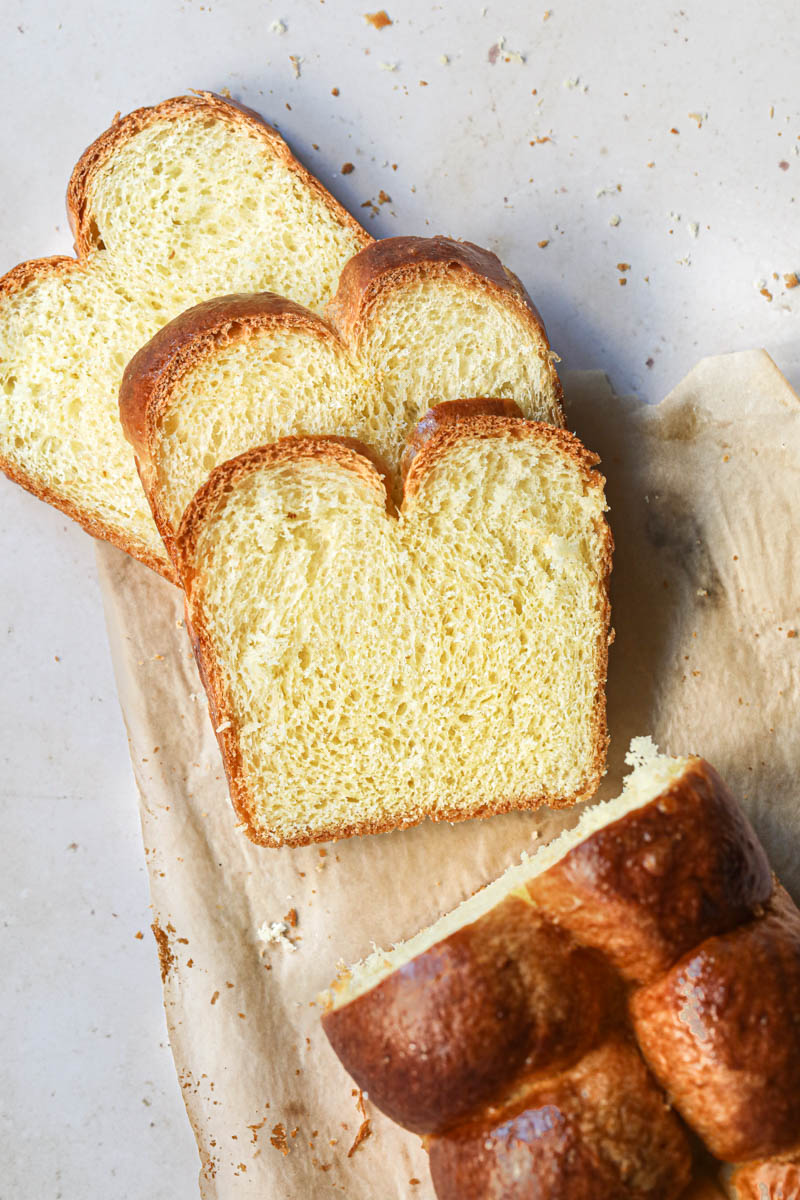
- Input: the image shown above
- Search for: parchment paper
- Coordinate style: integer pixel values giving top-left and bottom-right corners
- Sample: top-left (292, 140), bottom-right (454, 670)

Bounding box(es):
top-left (95, 350), bottom-right (800, 1199)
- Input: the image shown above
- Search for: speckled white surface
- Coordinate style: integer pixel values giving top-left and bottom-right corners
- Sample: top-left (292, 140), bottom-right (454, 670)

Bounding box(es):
top-left (0, 1), bottom-right (797, 1196)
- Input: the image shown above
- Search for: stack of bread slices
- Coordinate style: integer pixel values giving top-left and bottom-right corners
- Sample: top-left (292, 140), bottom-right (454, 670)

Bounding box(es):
top-left (1, 92), bottom-right (613, 848)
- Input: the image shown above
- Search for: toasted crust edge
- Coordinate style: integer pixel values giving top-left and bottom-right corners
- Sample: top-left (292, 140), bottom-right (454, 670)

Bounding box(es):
top-left (66, 90), bottom-right (373, 258)
top-left (175, 403), bottom-right (611, 846)
top-left (324, 235), bottom-right (566, 426)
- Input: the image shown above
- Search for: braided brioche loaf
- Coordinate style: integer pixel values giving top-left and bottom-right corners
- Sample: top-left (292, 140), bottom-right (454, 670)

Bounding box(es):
top-left (322, 741), bottom-right (799, 1197)
top-left (173, 400), bottom-right (611, 845)
top-left (119, 236), bottom-right (564, 572)
top-left (0, 92), bottom-right (370, 578)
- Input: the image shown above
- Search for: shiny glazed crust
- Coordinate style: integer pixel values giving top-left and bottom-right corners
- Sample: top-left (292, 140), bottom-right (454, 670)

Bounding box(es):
top-left (631, 886), bottom-right (800, 1163)
top-left (324, 235), bottom-right (565, 425)
top-left (0, 92), bottom-right (370, 578)
top-left (174, 404), bottom-right (612, 846)
top-left (322, 893), bottom-right (619, 1134)
top-left (526, 758), bottom-right (772, 984)
top-left (729, 1156), bottom-right (800, 1200)
top-left (427, 1038), bottom-right (692, 1200)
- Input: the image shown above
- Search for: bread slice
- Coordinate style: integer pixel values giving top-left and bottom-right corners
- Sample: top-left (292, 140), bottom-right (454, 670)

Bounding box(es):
top-left (0, 92), bottom-right (371, 578)
top-left (119, 236), bottom-right (565, 568)
top-left (175, 400), bottom-right (611, 847)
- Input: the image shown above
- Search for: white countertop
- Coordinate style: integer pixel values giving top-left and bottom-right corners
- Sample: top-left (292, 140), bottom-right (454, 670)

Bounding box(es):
top-left (1, 2), bottom-right (797, 1196)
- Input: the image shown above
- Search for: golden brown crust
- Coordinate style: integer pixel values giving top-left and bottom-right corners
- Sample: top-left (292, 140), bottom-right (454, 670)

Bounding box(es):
top-left (322, 894), bottom-right (620, 1135)
top-left (729, 1156), bottom-right (800, 1200)
top-left (631, 885), bottom-right (800, 1163)
top-left (526, 758), bottom-right (773, 985)
top-left (174, 405), bottom-right (612, 845)
top-left (427, 1038), bottom-right (692, 1200)
top-left (324, 235), bottom-right (565, 426)
top-left (66, 91), bottom-right (372, 258)
top-left (118, 291), bottom-right (346, 564)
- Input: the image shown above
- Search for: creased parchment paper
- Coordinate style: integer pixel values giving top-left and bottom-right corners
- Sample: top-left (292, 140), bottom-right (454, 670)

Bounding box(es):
top-left (95, 350), bottom-right (799, 1199)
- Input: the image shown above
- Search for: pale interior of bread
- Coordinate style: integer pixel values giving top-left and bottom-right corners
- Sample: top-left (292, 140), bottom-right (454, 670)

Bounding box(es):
top-left (0, 109), bottom-right (366, 564)
top-left (153, 273), bottom-right (563, 536)
top-left (190, 430), bottom-right (609, 845)
top-left (155, 327), bottom-right (371, 532)
top-left (326, 739), bottom-right (690, 1010)
top-left (87, 114), bottom-right (361, 316)
top-left (357, 277), bottom-right (563, 470)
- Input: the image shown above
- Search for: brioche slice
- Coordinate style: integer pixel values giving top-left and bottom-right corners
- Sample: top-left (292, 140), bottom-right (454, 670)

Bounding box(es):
top-left (175, 401), bottom-right (611, 846)
top-left (0, 92), bottom-right (370, 578)
top-left (120, 236), bottom-right (565, 568)
top-left (322, 742), bottom-right (784, 1197)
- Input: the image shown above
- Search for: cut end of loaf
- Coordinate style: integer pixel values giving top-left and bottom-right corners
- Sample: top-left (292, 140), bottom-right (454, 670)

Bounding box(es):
top-left (323, 739), bottom-right (689, 1011)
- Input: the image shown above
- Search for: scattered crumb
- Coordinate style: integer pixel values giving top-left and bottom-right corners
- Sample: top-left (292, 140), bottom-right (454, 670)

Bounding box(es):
top-left (284, 907), bottom-right (299, 927)
top-left (779, 160), bottom-right (790, 171)
top-left (646, 357), bottom-right (655, 368)
top-left (688, 221), bottom-right (699, 238)
top-left (257, 920), bottom-right (298, 952)
top-left (219, 87), bottom-right (232, 99)
top-left (365, 10), bottom-right (392, 28)
top-left (151, 921), bottom-right (175, 983)
top-left (419, 80), bottom-right (428, 86)
top-left (289, 54), bottom-right (302, 78)
top-left (670, 126), bottom-right (679, 134)
top-left (439, 54), bottom-right (449, 65)
top-left (760, 288), bottom-right (773, 302)
top-left (530, 135), bottom-right (551, 145)
top-left (688, 111), bottom-right (706, 127)
top-left (489, 35), bottom-right (525, 64)
top-left (270, 19), bottom-right (287, 34)
top-left (784, 272), bottom-right (799, 289)
top-left (616, 262), bottom-right (630, 272)
top-left (543, 8), bottom-right (551, 18)
top-left (788, 630), bottom-right (797, 638)
top-left (331, 87), bottom-right (340, 96)
top-left (609, 214), bottom-right (621, 227)
top-left (564, 75), bottom-right (587, 91)
top-left (341, 162), bottom-right (355, 174)
top-left (595, 183), bottom-right (622, 197)
top-left (538, 239), bottom-right (549, 248)
top-left (134, 930), bottom-right (144, 940)
top-left (619, 278), bottom-right (627, 286)
top-left (379, 61), bottom-right (398, 70)
top-left (270, 1124), bottom-right (290, 1156)
top-left (378, 189), bottom-right (391, 204)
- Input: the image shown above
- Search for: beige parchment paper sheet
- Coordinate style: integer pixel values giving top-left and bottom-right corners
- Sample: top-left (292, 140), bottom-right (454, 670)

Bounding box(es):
top-left (95, 350), bottom-right (800, 1199)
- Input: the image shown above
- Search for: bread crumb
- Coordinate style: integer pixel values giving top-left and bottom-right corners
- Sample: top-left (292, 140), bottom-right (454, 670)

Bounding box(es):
top-left (341, 162), bottom-right (355, 174)
top-left (365, 10), bottom-right (392, 28)
top-left (788, 630), bottom-right (797, 638)
top-left (619, 278), bottom-right (627, 286)
top-left (439, 54), bottom-right (449, 64)
top-left (270, 19), bottom-right (287, 34)
top-left (270, 1124), bottom-right (290, 1155)
top-left (134, 930), bottom-right (144, 940)
top-left (331, 87), bottom-right (340, 96)
top-left (670, 126), bottom-right (679, 134)
top-left (760, 288), bottom-right (773, 302)
top-left (257, 919), bottom-right (298, 952)
top-left (784, 272), bottom-right (798, 288)
top-left (616, 262), bottom-right (630, 271)
top-left (379, 61), bottom-right (398, 70)
top-left (289, 54), bottom-right (302, 78)
top-left (688, 221), bottom-right (699, 238)
top-left (538, 239), bottom-right (549, 248)
top-left (688, 111), bottom-right (706, 127)
top-left (609, 214), bottom-right (621, 227)
top-left (210, 989), bottom-right (220, 1004)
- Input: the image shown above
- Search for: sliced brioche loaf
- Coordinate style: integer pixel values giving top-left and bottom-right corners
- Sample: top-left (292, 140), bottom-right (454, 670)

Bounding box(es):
top-left (175, 400), bottom-right (611, 847)
top-left (322, 740), bottom-right (786, 1198)
top-left (0, 92), bottom-right (371, 577)
top-left (120, 236), bottom-right (565, 567)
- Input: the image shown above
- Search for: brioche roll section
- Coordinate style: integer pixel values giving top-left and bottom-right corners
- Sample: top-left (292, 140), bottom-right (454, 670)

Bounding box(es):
top-left (631, 886), bottom-right (800, 1162)
top-left (427, 1038), bottom-right (692, 1200)
top-left (322, 892), bottom-right (619, 1134)
top-left (526, 756), bottom-right (772, 984)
